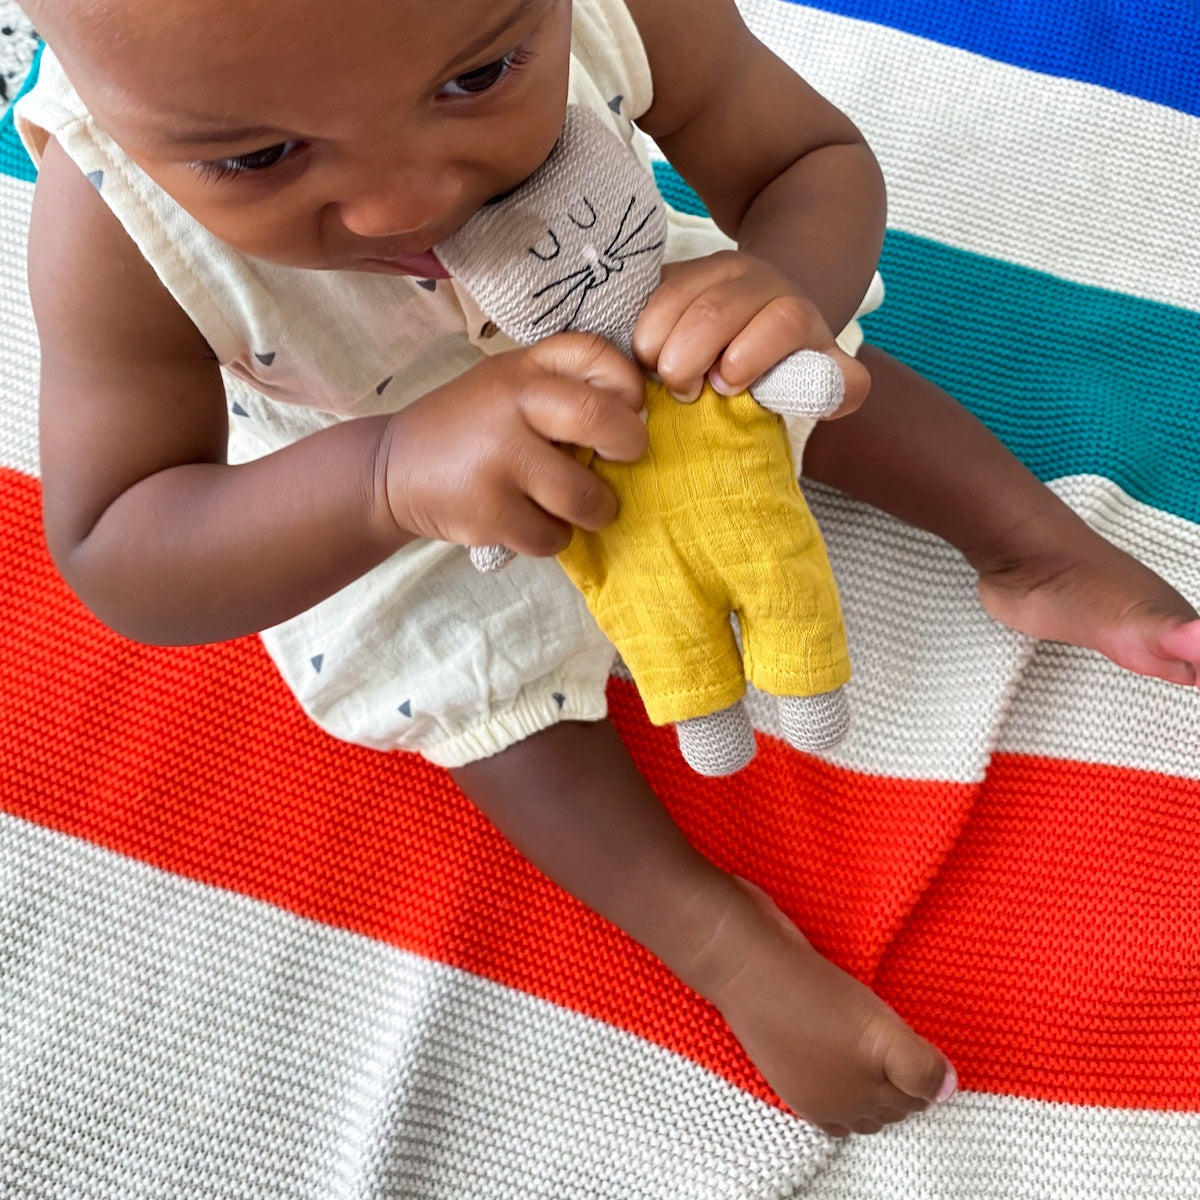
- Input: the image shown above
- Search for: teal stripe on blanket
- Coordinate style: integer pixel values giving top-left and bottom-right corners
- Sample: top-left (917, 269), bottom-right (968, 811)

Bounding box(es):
top-left (653, 161), bottom-right (1200, 526)
top-left (865, 232), bottom-right (1200, 525)
top-left (0, 43), bottom-right (41, 183)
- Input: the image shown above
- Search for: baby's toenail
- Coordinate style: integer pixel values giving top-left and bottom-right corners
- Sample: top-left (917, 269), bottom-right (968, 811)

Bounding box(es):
top-left (935, 1063), bottom-right (958, 1104)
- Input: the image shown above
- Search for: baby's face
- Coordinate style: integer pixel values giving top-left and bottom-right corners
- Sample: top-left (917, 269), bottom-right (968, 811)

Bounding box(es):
top-left (37, 0), bottom-right (572, 274)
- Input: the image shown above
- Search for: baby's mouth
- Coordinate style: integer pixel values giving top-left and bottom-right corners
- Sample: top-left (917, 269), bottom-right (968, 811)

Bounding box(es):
top-left (365, 250), bottom-right (450, 278)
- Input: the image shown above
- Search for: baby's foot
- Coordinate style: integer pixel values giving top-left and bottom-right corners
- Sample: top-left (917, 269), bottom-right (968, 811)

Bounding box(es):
top-left (975, 514), bottom-right (1200, 687)
top-left (690, 877), bottom-right (956, 1136)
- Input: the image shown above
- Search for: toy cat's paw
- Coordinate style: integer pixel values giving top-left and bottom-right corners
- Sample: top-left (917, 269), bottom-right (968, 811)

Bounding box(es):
top-left (753, 351), bottom-right (844, 419)
top-left (470, 544), bottom-right (516, 573)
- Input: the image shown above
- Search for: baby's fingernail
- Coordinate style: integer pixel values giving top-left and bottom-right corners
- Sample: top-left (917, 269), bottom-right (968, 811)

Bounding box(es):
top-left (935, 1064), bottom-right (958, 1104)
top-left (668, 386), bottom-right (701, 404)
top-left (708, 369), bottom-right (738, 396)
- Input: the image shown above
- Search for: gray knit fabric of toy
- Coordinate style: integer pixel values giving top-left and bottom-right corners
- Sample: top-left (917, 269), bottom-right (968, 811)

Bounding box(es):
top-left (437, 106), bottom-right (849, 774)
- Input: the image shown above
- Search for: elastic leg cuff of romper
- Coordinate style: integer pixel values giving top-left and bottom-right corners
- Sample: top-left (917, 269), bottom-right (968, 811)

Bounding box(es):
top-left (420, 688), bottom-right (611, 768)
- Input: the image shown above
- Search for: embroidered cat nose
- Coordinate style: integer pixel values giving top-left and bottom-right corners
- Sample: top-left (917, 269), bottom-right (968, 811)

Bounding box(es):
top-left (582, 242), bottom-right (622, 285)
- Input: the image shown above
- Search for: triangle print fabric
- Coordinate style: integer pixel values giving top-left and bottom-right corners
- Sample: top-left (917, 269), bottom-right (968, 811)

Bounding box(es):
top-left (2, 2), bottom-right (1200, 1196)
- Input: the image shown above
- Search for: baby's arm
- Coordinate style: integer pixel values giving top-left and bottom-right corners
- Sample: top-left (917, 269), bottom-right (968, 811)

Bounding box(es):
top-left (626, 0), bottom-right (883, 404)
top-left (30, 137), bottom-right (645, 645)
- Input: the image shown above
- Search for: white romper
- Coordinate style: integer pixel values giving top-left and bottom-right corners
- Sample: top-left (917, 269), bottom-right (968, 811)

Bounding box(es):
top-left (17, 0), bottom-right (879, 766)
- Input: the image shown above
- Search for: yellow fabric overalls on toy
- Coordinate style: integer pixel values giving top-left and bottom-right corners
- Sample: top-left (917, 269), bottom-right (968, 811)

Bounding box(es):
top-left (557, 379), bottom-right (850, 726)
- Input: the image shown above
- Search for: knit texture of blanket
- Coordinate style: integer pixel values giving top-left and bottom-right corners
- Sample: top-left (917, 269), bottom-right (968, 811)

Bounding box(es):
top-left (1, 2), bottom-right (1198, 1196)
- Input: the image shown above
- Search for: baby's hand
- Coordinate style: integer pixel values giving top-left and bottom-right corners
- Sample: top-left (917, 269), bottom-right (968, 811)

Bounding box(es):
top-left (631, 250), bottom-right (868, 416)
top-left (380, 333), bottom-right (646, 557)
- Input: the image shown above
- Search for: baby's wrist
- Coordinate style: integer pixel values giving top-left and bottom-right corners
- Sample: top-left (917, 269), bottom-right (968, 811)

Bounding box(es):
top-left (373, 408), bottom-right (423, 543)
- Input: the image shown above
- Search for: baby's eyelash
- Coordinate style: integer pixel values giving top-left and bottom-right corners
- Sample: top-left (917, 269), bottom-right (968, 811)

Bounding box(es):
top-left (439, 45), bottom-right (534, 98)
top-left (191, 140), bottom-right (302, 184)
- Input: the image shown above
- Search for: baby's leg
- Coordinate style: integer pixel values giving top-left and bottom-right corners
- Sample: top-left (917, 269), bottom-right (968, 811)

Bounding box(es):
top-left (804, 346), bottom-right (1200, 686)
top-left (451, 719), bottom-right (955, 1135)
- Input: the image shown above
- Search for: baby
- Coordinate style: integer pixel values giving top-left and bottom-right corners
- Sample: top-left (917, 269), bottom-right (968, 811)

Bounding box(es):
top-left (19, 0), bottom-right (1200, 1141)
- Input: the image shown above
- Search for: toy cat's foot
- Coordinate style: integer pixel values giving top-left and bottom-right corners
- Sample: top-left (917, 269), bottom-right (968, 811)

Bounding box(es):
top-left (695, 877), bottom-right (957, 1136)
top-left (778, 687), bottom-right (850, 751)
top-left (676, 702), bottom-right (756, 775)
top-left (974, 512), bottom-right (1200, 687)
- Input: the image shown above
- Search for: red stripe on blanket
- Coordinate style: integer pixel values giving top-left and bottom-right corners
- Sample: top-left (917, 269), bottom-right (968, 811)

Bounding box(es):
top-left (876, 749), bottom-right (1200, 1110)
top-left (4, 467), bottom-right (1199, 1113)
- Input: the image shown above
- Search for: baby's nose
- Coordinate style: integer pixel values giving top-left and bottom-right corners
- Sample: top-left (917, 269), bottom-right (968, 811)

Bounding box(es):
top-left (338, 170), bottom-right (460, 240)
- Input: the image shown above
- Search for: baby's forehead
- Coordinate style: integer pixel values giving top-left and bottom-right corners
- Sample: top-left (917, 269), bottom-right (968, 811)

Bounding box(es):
top-left (30, 0), bottom-right (234, 82)
top-left (31, 0), bottom-right (384, 110)
top-left (35, 0), bottom-right (568, 156)
top-left (37, 0), bottom-right (539, 87)
top-left (30, 0), bottom-right (198, 43)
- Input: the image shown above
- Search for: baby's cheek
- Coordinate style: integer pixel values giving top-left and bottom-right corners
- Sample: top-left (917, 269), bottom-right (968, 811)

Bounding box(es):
top-left (143, 169), bottom-right (322, 268)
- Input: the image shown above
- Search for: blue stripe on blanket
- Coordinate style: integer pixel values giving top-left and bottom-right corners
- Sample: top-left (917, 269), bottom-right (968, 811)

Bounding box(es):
top-left (653, 161), bottom-right (1200, 525)
top-left (0, 42), bottom-right (41, 183)
top-left (783, 0), bottom-right (1200, 116)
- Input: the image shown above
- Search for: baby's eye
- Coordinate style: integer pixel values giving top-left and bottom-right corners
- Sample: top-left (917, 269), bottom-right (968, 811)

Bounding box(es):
top-left (439, 48), bottom-right (529, 98)
top-left (194, 140), bottom-right (301, 182)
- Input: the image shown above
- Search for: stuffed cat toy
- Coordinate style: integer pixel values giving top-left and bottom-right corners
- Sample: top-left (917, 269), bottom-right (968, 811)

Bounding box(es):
top-left (437, 106), bottom-right (851, 776)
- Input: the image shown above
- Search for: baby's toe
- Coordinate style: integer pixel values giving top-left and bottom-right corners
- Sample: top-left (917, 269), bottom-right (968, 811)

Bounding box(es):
top-left (883, 1032), bottom-right (957, 1105)
top-left (874, 1104), bottom-right (919, 1126)
top-left (1159, 617), bottom-right (1200, 678)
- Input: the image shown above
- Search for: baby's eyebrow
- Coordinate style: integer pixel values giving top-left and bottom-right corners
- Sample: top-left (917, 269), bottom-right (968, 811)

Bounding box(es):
top-left (156, 0), bottom-right (550, 150)
top-left (160, 125), bottom-right (287, 149)
top-left (443, 0), bottom-right (547, 72)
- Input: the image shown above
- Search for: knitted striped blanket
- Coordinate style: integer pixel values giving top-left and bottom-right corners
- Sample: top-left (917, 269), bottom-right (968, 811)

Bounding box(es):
top-left (1, 2), bottom-right (1197, 1196)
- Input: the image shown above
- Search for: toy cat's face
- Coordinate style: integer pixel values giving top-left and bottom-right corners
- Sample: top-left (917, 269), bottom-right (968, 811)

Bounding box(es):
top-left (438, 106), bottom-right (668, 357)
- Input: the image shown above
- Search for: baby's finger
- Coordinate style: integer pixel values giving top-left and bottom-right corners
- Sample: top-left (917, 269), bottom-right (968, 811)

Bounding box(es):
top-left (520, 377), bottom-right (648, 463)
top-left (652, 288), bottom-right (772, 401)
top-left (527, 331), bottom-right (644, 411)
top-left (711, 295), bottom-right (829, 395)
top-left (488, 492), bottom-right (574, 559)
top-left (513, 438), bottom-right (620, 533)
top-left (631, 257), bottom-right (726, 370)
top-left (634, 261), bottom-right (775, 398)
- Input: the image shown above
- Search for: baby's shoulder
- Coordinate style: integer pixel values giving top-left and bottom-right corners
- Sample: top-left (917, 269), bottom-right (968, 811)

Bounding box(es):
top-left (617, 0), bottom-right (760, 138)
top-left (29, 135), bottom-right (209, 365)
